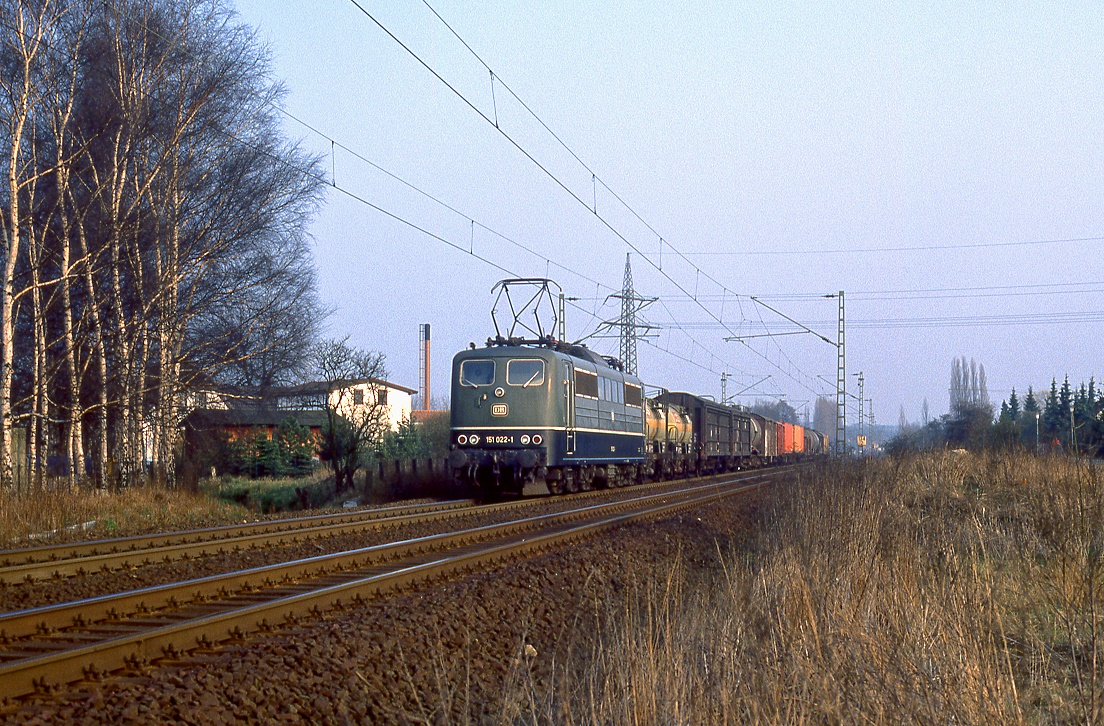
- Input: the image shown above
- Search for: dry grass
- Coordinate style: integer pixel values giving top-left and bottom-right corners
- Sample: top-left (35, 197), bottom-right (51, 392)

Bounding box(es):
top-left (0, 483), bottom-right (251, 546)
top-left (501, 452), bottom-right (1104, 724)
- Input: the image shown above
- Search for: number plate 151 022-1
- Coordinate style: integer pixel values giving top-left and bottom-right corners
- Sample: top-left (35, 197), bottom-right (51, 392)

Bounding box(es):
top-left (491, 404), bottom-right (508, 417)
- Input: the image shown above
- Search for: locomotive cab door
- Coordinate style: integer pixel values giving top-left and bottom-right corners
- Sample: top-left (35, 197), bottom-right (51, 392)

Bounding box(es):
top-left (564, 361), bottom-right (576, 455)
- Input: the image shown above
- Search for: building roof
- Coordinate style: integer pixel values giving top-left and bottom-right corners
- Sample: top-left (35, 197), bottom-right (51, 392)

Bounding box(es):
top-left (183, 406), bottom-right (332, 430)
top-left (267, 378), bottom-right (418, 397)
top-left (191, 377), bottom-right (418, 402)
top-left (411, 409), bottom-right (448, 425)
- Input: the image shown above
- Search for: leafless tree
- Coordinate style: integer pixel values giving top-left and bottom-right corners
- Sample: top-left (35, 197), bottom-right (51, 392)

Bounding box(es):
top-left (313, 338), bottom-right (389, 494)
top-left (950, 356), bottom-right (990, 414)
top-left (812, 395), bottom-right (835, 436)
top-left (0, 0), bottom-right (327, 489)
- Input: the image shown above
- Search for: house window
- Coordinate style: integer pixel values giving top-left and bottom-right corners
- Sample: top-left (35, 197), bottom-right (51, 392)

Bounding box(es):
top-left (377, 389), bottom-right (388, 405)
top-left (353, 389), bottom-right (364, 405)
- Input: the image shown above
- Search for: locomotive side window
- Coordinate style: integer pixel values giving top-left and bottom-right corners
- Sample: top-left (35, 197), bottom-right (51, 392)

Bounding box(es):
top-left (575, 369), bottom-right (599, 398)
top-left (624, 383), bottom-right (642, 408)
top-left (598, 376), bottom-right (622, 403)
top-left (460, 360), bottom-right (495, 386)
top-left (507, 359), bottom-right (545, 387)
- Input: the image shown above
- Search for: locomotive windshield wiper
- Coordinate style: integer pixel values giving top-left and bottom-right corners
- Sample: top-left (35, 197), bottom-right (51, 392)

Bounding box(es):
top-left (523, 370), bottom-right (541, 387)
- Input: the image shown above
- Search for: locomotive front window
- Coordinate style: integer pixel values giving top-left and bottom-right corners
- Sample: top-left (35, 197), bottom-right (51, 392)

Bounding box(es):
top-left (507, 359), bottom-right (545, 387)
top-left (460, 360), bottom-right (495, 386)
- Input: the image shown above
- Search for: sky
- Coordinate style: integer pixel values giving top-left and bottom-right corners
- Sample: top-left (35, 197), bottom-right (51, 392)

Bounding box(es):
top-left (231, 0), bottom-right (1104, 429)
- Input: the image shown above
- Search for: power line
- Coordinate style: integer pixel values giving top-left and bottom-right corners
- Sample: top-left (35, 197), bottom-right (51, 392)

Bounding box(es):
top-left (351, 0), bottom-right (826, 396)
top-left (103, 1), bottom-right (625, 339)
top-left (597, 280), bottom-right (1104, 304)
top-left (670, 309), bottom-right (1104, 331)
top-left (275, 107), bottom-right (615, 294)
top-left (98, 0), bottom-right (823, 394)
top-left (676, 235), bottom-right (1104, 256)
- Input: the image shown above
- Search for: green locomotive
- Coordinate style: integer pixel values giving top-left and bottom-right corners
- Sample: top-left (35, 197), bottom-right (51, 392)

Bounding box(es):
top-left (447, 341), bottom-right (646, 495)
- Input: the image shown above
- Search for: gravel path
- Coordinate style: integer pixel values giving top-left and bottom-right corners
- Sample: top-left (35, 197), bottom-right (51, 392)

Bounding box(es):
top-left (0, 487), bottom-right (767, 724)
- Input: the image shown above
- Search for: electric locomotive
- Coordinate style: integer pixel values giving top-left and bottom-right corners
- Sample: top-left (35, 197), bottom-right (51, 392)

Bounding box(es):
top-left (447, 340), bottom-right (646, 495)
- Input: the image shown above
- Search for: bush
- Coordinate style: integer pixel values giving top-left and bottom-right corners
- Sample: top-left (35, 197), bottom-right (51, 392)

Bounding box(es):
top-left (225, 416), bottom-right (318, 478)
top-left (205, 471), bottom-right (334, 513)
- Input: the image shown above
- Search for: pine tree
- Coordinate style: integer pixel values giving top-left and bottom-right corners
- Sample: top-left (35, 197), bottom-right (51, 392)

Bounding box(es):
top-left (1023, 387), bottom-right (1039, 415)
top-left (1059, 376), bottom-right (1073, 444)
top-left (1042, 379), bottom-right (1061, 442)
top-left (1008, 388), bottom-right (1020, 420)
top-left (1022, 387), bottom-right (1040, 448)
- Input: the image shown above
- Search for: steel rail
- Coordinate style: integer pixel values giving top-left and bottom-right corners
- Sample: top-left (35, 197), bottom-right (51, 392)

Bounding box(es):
top-left (0, 499), bottom-right (476, 570)
top-left (0, 471), bottom-right (781, 700)
top-left (0, 471), bottom-right (779, 641)
top-left (0, 471), bottom-right (740, 584)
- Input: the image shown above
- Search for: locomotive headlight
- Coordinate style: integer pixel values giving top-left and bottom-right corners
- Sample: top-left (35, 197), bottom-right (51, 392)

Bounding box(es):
top-left (468, 434), bottom-right (479, 445)
top-left (520, 435), bottom-right (531, 445)
top-left (457, 434), bottom-right (468, 445)
top-left (532, 434), bottom-right (543, 445)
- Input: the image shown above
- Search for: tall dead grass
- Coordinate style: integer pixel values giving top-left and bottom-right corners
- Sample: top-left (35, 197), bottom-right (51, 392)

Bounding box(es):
top-left (504, 452), bottom-right (1104, 724)
top-left (0, 484), bottom-right (250, 546)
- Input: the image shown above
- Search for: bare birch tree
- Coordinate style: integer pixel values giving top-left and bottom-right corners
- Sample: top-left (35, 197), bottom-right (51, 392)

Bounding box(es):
top-left (0, 0), bottom-right (327, 489)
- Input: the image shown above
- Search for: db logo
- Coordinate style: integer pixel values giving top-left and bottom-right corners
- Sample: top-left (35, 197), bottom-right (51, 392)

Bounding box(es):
top-left (491, 404), bottom-right (509, 417)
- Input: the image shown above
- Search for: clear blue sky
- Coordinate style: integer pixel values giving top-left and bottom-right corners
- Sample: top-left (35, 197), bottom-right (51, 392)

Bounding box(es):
top-left (232, 0), bottom-right (1104, 427)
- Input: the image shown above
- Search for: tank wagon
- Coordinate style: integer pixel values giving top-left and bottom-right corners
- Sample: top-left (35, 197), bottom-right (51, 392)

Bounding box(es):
top-left (447, 341), bottom-right (646, 495)
top-left (749, 412), bottom-right (777, 464)
top-left (643, 398), bottom-right (693, 479)
top-left (805, 428), bottom-right (829, 455)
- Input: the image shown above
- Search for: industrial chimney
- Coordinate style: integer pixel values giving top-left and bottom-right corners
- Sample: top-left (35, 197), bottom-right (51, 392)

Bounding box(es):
top-left (418, 323), bottom-right (431, 411)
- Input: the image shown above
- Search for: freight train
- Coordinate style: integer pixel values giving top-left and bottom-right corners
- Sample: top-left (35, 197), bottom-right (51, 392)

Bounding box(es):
top-left (446, 336), bottom-right (829, 495)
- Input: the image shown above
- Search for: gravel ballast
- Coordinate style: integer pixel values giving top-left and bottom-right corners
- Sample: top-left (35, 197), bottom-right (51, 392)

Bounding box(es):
top-left (1, 486), bottom-right (767, 724)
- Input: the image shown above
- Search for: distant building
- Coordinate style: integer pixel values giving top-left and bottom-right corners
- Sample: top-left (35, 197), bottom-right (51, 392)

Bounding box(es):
top-left (182, 377), bottom-right (417, 451)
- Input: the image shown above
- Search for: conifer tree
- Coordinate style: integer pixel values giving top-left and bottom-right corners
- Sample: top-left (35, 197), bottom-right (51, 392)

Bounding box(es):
top-left (1022, 387), bottom-right (1040, 448)
top-left (1042, 379), bottom-right (1061, 442)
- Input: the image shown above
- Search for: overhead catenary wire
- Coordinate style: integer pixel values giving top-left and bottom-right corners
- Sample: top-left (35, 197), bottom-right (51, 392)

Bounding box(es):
top-left (670, 309), bottom-right (1104, 331)
top-left (268, 109), bottom-right (616, 296)
top-left (565, 279), bottom-right (1104, 303)
top-left (100, 0), bottom-right (815, 396)
top-left (675, 234), bottom-right (1104, 256)
top-left (350, 0), bottom-right (826, 396)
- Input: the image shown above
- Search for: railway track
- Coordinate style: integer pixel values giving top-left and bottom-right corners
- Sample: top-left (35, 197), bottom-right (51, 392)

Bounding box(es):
top-left (0, 468), bottom-right (785, 701)
top-left (0, 472), bottom-right (754, 586)
top-left (0, 499), bottom-right (478, 584)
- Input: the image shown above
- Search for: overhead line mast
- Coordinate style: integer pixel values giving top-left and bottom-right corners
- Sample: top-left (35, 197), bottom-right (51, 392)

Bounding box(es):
top-left (620, 254), bottom-right (638, 375)
top-left (836, 291), bottom-right (846, 456)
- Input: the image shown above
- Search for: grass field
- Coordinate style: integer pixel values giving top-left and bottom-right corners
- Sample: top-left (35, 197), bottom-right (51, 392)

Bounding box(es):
top-left (504, 452), bottom-right (1104, 723)
top-left (0, 483), bottom-right (252, 546)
